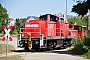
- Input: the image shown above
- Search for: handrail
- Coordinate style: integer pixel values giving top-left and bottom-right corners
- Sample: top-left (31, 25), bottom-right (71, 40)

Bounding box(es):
top-left (19, 28), bottom-right (76, 38)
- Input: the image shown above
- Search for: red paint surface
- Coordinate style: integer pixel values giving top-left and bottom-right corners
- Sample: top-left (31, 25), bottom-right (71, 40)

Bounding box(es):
top-left (23, 14), bottom-right (86, 39)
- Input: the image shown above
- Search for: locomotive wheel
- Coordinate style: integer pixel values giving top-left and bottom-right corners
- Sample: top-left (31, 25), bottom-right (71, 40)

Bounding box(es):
top-left (63, 41), bottom-right (68, 48)
top-left (34, 44), bottom-right (40, 51)
top-left (35, 47), bottom-right (39, 51)
top-left (46, 47), bottom-right (50, 51)
top-left (63, 44), bottom-right (68, 48)
top-left (63, 40), bottom-right (71, 48)
top-left (67, 41), bottom-right (72, 47)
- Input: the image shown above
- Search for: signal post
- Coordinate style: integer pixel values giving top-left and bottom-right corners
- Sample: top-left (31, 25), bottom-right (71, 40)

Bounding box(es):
top-left (1, 18), bottom-right (14, 57)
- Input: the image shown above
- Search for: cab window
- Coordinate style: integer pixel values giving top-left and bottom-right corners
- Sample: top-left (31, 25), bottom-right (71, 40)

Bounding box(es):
top-left (39, 15), bottom-right (47, 20)
top-left (50, 15), bottom-right (58, 22)
top-left (60, 18), bottom-right (64, 24)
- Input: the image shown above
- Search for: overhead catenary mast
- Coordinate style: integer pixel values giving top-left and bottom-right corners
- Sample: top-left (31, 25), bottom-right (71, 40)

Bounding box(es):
top-left (65, 0), bottom-right (68, 22)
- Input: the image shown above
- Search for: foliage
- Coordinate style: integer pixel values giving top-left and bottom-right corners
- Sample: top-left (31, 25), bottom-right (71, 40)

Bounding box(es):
top-left (68, 16), bottom-right (87, 26)
top-left (72, 2), bottom-right (88, 16)
top-left (0, 4), bottom-right (9, 32)
top-left (84, 38), bottom-right (90, 47)
top-left (73, 43), bottom-right (86, 55)
top-left (10, 30), bottom-right (18, 35)
top-left (83, 38), bottom-right (90, 58)
top-left (83, 46), bottom-right (89, 51)
top-left (72, 37), bottom-right (90, 59)
top-left (72, 0), bottom-right (90, 16)
top-left (73, 38), bottom-right (85, 55)
top-left (9, 18), bottom-right (26, 35)
top-left (74, 38), bottom-right (84, 46)
top-left (15, 18), bottom-right (26, 31)
top-left (87, 49), bottom-right (90, 59)
top-left (0, 3), bottom-right (26, 34)
top-left (86, 30), bottom-right (90, 38)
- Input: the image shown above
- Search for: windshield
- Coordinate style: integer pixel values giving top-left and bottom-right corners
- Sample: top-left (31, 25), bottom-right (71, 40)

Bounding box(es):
top-left (50, 15), bottom-right (59, 22)
top-left (39, 15), bottom-right (47, 20)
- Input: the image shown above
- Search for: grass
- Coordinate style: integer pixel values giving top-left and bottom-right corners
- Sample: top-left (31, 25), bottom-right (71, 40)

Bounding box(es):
top-left (0, 33), bottom-right (2, 36)
top-left (0, 44), bottom-right (24, 60)
top-left (11, 34), bottom-right (17, 37)
top-left (0, 55), bottom-right (24, 60)
top-left (0, 44), bottom-right (15, 54)
top-left (0, 33), bottom-right (2, 40)
top-left (81, 49), bottom-right (90, 59)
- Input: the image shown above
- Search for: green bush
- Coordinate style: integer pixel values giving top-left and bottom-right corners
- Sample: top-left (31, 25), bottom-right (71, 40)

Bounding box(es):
top-left (87, 49), bottom-right (90, 59)
top-left (83, 38), bottom-right (90, 59)
top-left (84, 38), bottom-right (90, 47)
top-left (74, 38), bottom-right (84, 46)
top-left (73, 38), bottom-right (85, 55)
top-left (68, 17), bottom-right (87, 26)
top-left (73, 37), bottom-right (90, 59)
top-left (73, 43), bottom-right (86, 55)
top-left (10, 30), bottom-right (18, 35)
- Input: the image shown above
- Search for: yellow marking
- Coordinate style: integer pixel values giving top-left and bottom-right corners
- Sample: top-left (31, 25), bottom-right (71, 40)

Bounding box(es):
top-left (27, 32), bottom-right (32, 49)
top-left (28, 41), bottom-right (32, 49)
top-left (29, 41), bottom-right (32, 48)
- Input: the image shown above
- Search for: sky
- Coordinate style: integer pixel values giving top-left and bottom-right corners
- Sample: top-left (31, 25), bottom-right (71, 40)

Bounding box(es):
top-left (0, 0), bottom-right (76, 19)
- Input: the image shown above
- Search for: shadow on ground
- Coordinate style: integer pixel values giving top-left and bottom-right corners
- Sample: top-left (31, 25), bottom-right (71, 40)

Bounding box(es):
top-left (11, 48), bottom-right (50, 53)
top-left (11, 48), bottom-right (75, 56)
top-left (50, 50), bottom-right (73, 54)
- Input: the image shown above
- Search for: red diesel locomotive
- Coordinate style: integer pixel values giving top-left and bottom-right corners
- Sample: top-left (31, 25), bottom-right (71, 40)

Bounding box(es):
top-left (17, 14), bottom-right (86, 50)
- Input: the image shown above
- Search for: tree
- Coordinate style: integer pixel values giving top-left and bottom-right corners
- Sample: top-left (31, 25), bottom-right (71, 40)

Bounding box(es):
top-left (0, 4), bottom-right (9, 32)
top-left (72, 0), bottom-right (90, 16)
top-left (68, 17), bottom-right (87, 26)
top-left (10, 18), bottom-right (26, 34)
top-left (15, 18), bottom-right (26, 31)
